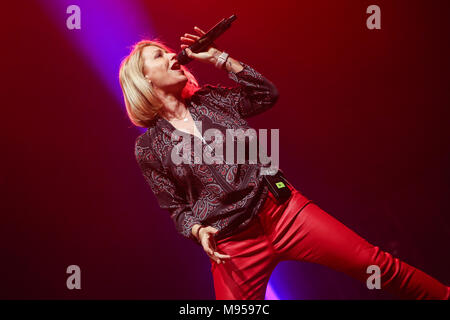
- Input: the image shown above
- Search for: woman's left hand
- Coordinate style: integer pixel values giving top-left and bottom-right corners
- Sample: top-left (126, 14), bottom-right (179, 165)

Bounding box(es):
top-left (180, 26), bottom-right (222, 66)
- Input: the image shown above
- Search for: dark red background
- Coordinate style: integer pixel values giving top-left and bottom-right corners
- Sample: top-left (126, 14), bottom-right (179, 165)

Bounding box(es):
top-left (1, 0), bottom-right (449, 299)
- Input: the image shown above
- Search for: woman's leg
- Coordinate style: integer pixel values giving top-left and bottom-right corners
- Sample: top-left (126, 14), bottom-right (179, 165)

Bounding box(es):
top-left (210, 183), bottom-right (316, 300)
top-left (266, 188), bottom-right (450, 299)
top-left (210, 217), bottom-right (280, 300)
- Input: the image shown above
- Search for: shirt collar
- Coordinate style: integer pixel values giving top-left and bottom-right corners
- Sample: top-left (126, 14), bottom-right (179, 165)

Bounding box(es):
top-left (147, 91), bottom-right (200, 138)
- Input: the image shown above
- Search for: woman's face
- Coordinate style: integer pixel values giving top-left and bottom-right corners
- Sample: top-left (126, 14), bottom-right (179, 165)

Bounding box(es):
top-left (141, 45), bottom-right (187, 95)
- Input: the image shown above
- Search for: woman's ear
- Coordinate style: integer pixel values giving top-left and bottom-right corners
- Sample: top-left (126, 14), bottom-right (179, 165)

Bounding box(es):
top-left (145, 75), bottom-right (152, 85)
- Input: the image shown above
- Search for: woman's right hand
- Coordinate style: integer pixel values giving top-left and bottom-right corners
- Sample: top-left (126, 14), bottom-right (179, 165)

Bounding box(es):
top-left (180, 26), bottom-right (222, 67)
top-left (197, 226), bottom-right (232, 264)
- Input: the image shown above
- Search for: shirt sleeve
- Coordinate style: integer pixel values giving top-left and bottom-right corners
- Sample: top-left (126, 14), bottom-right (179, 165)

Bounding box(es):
top-left (135, 136), bottom-right (202, 245)
top-left (207, 60), bottom-right (279, 119)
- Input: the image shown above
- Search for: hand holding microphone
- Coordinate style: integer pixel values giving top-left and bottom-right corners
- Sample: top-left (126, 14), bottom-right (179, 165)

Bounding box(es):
top-left (180, 26), bottom-right (222, 67)
top-left (178, 15), bottom-right (237, 69)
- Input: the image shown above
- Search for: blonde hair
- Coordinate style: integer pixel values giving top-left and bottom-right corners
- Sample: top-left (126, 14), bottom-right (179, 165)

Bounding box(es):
top-left (119, 39), bottom-right (200, 128)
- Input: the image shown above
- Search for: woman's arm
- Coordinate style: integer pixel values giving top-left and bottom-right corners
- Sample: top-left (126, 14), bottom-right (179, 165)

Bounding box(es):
top-left (182, 27), bottom-right (279, 119)
top-left (214, 53), bottom-right (279, 119)
top-left (135, 135), bottom-right (232, 263)
top-left (135, 134), bottom-right (202, 245)
top-left (191, 224), bottom-right (202, 240)
top-left (220, 53), bottom-right (244, 73)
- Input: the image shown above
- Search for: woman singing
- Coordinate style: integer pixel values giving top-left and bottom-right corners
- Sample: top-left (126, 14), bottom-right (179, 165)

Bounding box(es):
top-left (119, 26), bottom-right (450, 300)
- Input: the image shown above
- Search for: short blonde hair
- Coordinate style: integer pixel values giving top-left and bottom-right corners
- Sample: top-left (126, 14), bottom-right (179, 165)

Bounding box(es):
top-left (119, 39), bottom-right (200, 128)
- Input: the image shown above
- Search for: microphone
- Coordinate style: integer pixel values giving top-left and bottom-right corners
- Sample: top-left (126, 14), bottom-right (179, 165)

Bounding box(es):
top-left (176, 14), bottom-right (237, 65)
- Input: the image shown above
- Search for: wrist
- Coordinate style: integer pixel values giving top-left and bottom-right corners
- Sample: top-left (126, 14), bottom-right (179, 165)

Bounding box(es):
top-left (215, 51), bottom-right (229, 70)
top-left (210, 48), bottom-right (222, 65)
top-left (192, 224), bottom-right (204, 241)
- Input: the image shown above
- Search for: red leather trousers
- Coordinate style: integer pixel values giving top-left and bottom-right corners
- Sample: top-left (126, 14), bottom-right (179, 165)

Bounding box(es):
top-left (210, 184), bottom-right (450, 300)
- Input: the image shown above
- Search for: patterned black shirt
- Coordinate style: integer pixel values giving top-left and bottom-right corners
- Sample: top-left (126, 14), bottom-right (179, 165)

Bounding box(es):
top-left (134, 61), bottom-right (279, 245)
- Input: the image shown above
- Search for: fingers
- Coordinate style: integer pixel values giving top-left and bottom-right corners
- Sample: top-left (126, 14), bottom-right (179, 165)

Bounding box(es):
top-left (194, 26), bottom-right (206, 35)
top-left (179, 26), bottom-right (204, 47)
top-left (184, 48), bottom-right (198, 59)
top-left (179, 35), bottom-right (197, 52)
top-left (200, 227), bottom-right (231, 264)
top-left (214, 251), bottom-right (231, 260)
top-left (200, 230), bottom-right (216, 255)
top-left (211, 250), bottom-right (232, 264)
top-left (180, 35), bottom-right (198, 44)
top-left (180, 27), bottom-right (219, 55)
top-left (183, 33), bottom-right (200, 41)
top-left (210, 252), bottom-right (229, 264)
top-left (180, 31), bottom-right (200, 48)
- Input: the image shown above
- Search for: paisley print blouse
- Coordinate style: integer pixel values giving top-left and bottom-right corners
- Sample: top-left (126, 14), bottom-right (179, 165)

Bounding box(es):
top-left (134, 61), bottom-right (279, 245)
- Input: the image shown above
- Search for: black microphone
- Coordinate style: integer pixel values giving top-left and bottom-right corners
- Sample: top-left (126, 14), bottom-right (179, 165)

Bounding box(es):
top-left (176, 14), bottom-right (237, 65)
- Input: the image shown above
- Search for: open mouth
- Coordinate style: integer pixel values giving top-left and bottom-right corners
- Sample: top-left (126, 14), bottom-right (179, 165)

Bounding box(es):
top-left (170, 62), bottom-right (181, 70)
